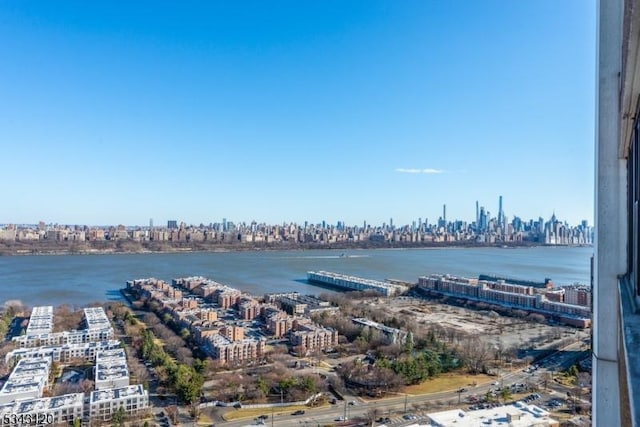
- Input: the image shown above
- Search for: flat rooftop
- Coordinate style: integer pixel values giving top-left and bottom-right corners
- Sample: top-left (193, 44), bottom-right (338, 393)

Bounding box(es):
top-left (426, 403), bottom-right (558, 427)
top-left (90, 385), bottom-right (145, 403)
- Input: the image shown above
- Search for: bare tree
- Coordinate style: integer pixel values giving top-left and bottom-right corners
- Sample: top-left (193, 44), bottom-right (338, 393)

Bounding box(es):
top-left (458, 335), bottom-right (491, 374)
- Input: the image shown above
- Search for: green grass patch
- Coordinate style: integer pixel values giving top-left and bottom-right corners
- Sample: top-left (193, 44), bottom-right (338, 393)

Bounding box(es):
top-left (403, 372), bottom-right (493, 395)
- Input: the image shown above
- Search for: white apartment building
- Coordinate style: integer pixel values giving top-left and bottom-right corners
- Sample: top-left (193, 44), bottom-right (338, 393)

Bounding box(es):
top-left (6, 340), bottom-right (121, 365)
top-left (0, 358), bottom-right (50, 404)
top-left (14, 328), bottom-right (115, 349)
top-left (307, 271), bottom-right (407, 296)
top-left (25, 306), bottom-right (53, 335)
top-left (83, 307), bottom-right (112, 331)
top-left (0, 393), bottom-right (84, 427)
top-left (94, 349), bottom-right (130, 391)
top-left (89, 385), bottom-right (149, 421)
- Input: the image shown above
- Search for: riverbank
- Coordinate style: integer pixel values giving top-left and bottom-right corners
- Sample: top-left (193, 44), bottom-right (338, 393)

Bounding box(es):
top-left (0, 239), bottom-right (585, 256)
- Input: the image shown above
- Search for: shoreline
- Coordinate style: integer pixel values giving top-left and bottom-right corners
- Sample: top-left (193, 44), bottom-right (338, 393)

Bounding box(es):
top-left (0, 240), bottom-right (592, 257)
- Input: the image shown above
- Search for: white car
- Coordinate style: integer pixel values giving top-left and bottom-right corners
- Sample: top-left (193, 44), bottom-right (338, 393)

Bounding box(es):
top-left (492, 381), bottom-right (500, 386)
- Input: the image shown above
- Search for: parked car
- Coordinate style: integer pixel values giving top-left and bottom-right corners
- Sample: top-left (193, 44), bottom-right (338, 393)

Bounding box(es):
top-left (292, 410), bottom-right (305, 416)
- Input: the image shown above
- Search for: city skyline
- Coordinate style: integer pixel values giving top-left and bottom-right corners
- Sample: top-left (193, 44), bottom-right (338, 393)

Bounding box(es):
top-left (0, 1), bottom-right (595, 226)
top-left (0, 197), bottom-right (587, 229)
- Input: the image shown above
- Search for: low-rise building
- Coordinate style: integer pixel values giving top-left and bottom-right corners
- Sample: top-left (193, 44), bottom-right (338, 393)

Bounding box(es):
top-left (205, 334), bottom-right (265, 366)
top-left (352, 318), bottom-right (409, 345)
top-left (83, 307), bottom-right (111, 331)
top-left (425, 403), bottom-right (559, 427)
top-left (6, 340), bottom-right (121, 365)
top-left (89, 385), bottom-right (149, 422)
top-left (290, 322), bottom-right (338, 352)
top-left (95, 349), bottom-right (129, 391)
top-left (14, 327), bottom-right (115, 349)
top-left (26, 306), bottom-right (54, 335)
top-left (0, 358), bottom-right (50, 404)
top-left (0, 393), bottom-right (84, 427)
top-left (307, 271), bottom-right (407, 296)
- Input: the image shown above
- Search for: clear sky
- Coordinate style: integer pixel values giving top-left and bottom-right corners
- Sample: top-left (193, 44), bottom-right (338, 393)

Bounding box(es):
top-left (0, 1), bottom-right (596, 227)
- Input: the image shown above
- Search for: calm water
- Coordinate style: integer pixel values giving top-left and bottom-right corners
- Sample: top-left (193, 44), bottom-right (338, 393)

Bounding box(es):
top-left (0, 246), bottom-right (593, 307)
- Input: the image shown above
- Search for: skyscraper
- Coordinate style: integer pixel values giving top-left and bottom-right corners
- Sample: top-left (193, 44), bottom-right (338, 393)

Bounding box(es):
top-left (443, 204), bottom-right (447, 223)
top-left (498, 196), bottom-right (504, 228)
top-left (475, 201), bottom-right (479, 230)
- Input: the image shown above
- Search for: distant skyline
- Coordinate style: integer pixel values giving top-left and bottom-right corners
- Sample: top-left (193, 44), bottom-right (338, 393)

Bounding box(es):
top-left (0, 1), bottom-right (596, 226)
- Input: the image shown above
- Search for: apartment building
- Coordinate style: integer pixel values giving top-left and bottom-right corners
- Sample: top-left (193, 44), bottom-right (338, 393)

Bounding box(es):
top-left (564, 286), bottom-right (591, 307)
top-left (6, 340), bottom-right (121, 365)
top-left (14, 327), bottom-right (115, 349)
top-left (352, 318), bottom-right (409, 345)
top-left (0, 358), bottom-right (50, 404)
top-left (0, 393), bottom-right (84, 427)
top-left (238, 297), bottom-right (260, 320)
top-left (307, 271), bottom-right (407, 296)
top-left (205, 334), bottom-right (266, 366)
top-left (95, 349), bottom-right (130, 391)
top-left (290, 322), bottom-right (338, 352)
top-left (83, 307), bottom-right (112, 331)
top-left (418, 274), bottom-right (591, 326)
top-left (88, 385), bottom-right (148, 422)
top-left (215, 288), bottom-right (241, 309)
top-left (25, 306), bottom-right (53, 335)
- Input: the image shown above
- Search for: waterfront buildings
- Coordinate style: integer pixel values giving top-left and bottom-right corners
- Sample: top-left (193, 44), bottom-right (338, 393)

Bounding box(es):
top-left (128, 276), bottom-right (340, 364)
top-left (25, 306), bottom-right (53, 335)
top-left (307, 271), bottom-right (408, 296)
top-left (418, 274), bottom-right (591, 327)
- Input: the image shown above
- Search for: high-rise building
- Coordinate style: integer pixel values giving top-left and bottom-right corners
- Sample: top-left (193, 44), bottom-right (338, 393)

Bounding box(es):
top-left (594, 1), bottom-right (640, 424)
top-left (442, 204), bottom-right (447, 224)
top-left (498, 196), bottom-right (504, 227)
top-left (167, 220), bottom-right (178, 229)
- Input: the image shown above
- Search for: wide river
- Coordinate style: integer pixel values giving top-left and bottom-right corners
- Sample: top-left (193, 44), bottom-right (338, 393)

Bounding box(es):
top-left (0, 246), bottom-right (593, 307)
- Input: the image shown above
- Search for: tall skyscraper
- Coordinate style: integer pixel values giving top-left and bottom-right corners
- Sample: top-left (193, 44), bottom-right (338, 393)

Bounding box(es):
top-left (498, 196), bottom-right (504, 227)
top-left (149, 218), bottom-right (153, 230)
top-left (443, 204), bottom-right (447, 223)
top-left (475, 201), bottom-right (479, 229)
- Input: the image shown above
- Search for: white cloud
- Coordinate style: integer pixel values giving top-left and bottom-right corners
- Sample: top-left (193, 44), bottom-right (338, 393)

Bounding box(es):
top-left (395, 168), bottom-right (444, 174)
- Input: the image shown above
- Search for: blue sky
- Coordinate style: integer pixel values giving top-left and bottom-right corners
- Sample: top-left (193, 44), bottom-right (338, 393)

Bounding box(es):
top-left (0, 1), bottom-right (596, 227)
